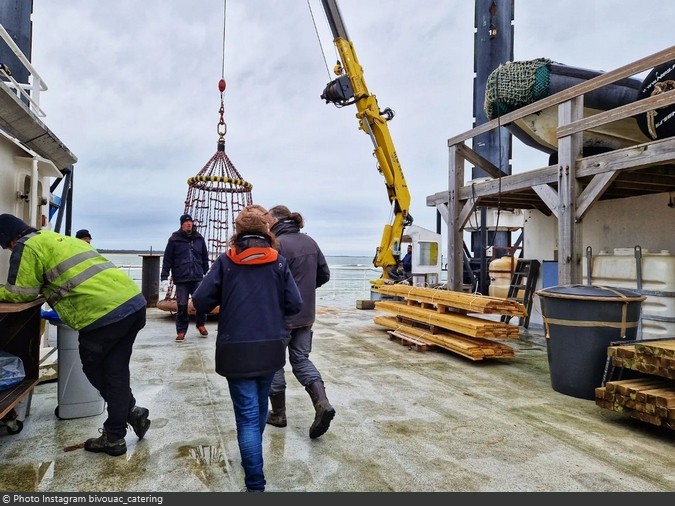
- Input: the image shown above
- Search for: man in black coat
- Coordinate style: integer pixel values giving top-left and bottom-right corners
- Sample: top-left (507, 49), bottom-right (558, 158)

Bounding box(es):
top-left (161, 213), bottom-right (210, 342)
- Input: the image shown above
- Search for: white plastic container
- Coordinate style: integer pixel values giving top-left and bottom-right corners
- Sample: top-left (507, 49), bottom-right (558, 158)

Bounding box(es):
top-left (55, 323), bottom-right (105, 419)
top-left (582, 247), bottom-right (675, 340)
top-left (489, 256), bottom-right (515, 298)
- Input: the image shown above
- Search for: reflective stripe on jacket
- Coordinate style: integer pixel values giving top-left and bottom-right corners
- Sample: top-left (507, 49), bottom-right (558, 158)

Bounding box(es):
top-left (0, 230), bottom-right (143, 330)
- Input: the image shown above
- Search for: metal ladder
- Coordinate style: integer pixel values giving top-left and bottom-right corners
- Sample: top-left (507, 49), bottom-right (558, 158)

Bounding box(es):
top-left (500, 259), bottom-right (541, 328)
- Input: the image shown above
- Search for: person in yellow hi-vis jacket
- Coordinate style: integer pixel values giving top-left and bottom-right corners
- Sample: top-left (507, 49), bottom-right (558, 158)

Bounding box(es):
top-left (0, 214), bottom-right (150, 457)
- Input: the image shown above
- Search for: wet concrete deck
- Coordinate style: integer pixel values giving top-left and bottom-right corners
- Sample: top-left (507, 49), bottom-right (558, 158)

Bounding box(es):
top-left (0, 301), bottom-right (674, 492)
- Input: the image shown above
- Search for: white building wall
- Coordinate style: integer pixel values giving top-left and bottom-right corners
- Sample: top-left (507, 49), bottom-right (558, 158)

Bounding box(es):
top-left (523, 192), bottom-right (675, 328)
top-left (0, 136), bottom-right (54, 283)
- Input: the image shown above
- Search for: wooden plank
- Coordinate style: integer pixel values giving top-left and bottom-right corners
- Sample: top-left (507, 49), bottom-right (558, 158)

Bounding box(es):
top-left (375, 300), bottom-right (520, 339)
top-left (376, 285), bottom-right (526, 316)
top-left (605, 377), bottom-right (664, 395)
top-left (0, 299), bottom-right (45, 313)
top-left (374, 315), bottom-right (515, 361)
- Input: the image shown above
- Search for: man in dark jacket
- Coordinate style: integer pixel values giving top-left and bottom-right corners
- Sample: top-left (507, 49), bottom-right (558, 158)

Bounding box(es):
top-left (264, 205), bottom-right (335, 439)
top-left (192, 205), bottom-right (302, 492)
top-left (161, 213), bottom-right (210, 342)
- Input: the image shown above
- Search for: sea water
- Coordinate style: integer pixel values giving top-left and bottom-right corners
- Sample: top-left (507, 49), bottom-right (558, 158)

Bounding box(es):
top-left (104, 252), bottom-right (380, 302)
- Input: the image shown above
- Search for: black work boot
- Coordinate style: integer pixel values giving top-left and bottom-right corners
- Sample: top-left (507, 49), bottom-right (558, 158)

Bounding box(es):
top-left (128, 406), bottom-right (151, 439)
top-left (305, 381), bottom-right (336, 439)
top-left (266, 392), bottom-right (287, 427)
top-left (84, 429), bottom-right (127, 456)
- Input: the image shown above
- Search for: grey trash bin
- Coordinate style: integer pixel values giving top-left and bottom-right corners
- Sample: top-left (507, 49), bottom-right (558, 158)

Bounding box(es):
top-left (537, 284), bottom-right (645, 400)
top-left (54, 323), bottom-right (105, 419)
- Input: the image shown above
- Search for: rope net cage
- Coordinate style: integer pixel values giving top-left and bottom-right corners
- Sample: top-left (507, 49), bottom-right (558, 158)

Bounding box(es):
top-left (183, 139), bottom-right (253, 264)
top-left (159, 78), bottom-right (253, 312)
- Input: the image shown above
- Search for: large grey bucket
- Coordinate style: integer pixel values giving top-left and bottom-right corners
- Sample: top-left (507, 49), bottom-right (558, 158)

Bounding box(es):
top-left (537, 284), bottom-right (645, 400)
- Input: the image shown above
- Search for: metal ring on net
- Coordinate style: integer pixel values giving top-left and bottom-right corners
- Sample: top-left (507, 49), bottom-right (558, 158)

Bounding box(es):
top-left (186, 175), bottom-right (253, 193)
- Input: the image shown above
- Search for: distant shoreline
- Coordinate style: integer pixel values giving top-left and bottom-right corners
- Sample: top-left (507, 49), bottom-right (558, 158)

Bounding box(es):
top-left (101, 250), bottom-right (369, 258)
top-left (99, 250), bottom-right (160, 255)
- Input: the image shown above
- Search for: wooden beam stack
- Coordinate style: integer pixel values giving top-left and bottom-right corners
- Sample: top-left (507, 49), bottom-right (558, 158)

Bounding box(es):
top-left (374, 315), bottom-right (515, 361)
top-left (376, 285), bottom-right (526, 316)
top-left (371, 286), bottom-right (522, 361)
top-left (595, 377), bottom-right (675, 429)
top-left (596, 338), bottom-right (675, 430)
top-left (608, 340), bottom-right (675, 380)
top-left (375, 301), bottom-right (520, 339)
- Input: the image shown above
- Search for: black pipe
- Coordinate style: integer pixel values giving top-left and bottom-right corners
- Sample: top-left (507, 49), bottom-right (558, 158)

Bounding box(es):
top-left (140, 254), bottom-right (161, 308)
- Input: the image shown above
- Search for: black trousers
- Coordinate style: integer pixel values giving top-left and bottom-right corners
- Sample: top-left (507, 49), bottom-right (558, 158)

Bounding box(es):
top-left (79, 307), bottom-right (147, 440)
top-left (174, 281), bottom-right (206, 333)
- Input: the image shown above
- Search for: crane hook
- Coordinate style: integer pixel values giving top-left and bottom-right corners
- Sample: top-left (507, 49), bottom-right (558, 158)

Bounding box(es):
top-left (381, 107), bottom-right (395, 121)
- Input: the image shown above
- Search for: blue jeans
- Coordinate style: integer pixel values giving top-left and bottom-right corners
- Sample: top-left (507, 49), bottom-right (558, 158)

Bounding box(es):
top-left (227, 374), bottom-right (274, 492)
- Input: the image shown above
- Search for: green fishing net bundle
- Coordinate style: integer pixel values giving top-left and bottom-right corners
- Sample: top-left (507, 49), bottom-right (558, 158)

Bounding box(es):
top-left (484, 58), bottom-right (552, 119)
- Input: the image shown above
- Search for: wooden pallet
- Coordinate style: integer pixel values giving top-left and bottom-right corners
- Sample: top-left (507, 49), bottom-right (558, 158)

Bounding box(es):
top-left (387, 330), bottom-right (436, 352)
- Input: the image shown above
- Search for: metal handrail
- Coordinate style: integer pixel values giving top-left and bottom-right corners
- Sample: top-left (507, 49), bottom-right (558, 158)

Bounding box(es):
top-left (0, 23), bottom-right (48, 117)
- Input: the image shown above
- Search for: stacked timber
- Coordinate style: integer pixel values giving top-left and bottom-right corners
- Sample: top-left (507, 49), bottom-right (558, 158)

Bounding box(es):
top-left (595, 338), bottom-right (675, 430)
top-left (372, 286), bottom-right (523, 361)
top-left (375, 301), bottom-right (520, 339)
top-left (374, 315), bottom-right (515, 360)
top-left (607, 340), bottom-right (675, 379)
top-left (595, 377), bottom-right (675, 429)
top-left (376, 285), bottom-right (527, 317)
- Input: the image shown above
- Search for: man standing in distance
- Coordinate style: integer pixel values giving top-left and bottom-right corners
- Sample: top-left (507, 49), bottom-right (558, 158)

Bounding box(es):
top-left (161, 213), bottom-right (210, 342)
top-left (76, 229), bottom-right (93, 244)
top-left (265, 205), bottom-right (335, 439)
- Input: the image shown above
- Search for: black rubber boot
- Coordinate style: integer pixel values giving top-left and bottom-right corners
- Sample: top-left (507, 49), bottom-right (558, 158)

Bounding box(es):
top-left (128, 406), bottom-right (151, 439)
top-left (266, 392), bottom-right (287, 427)
top-left (305, 381), bottom-right (336, 439)
top-left (84, 429), bottom-right (127, 456)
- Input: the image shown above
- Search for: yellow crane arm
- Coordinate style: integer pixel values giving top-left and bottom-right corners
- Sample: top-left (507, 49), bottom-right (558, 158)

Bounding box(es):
top-left (320, 0), bottom-right (412, 281)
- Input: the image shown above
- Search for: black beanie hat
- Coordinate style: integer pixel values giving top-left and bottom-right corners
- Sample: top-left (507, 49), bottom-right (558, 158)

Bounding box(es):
top-left (0, 214), bottom-right (32, 248)
top-left (76, 229), bottom-right (92, 240)
top-left (180, 214), bottom-right (193, 225)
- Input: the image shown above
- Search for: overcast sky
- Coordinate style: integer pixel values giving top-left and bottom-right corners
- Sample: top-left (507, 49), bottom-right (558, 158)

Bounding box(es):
top-left (29, 0), bottom-right (675, 256)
